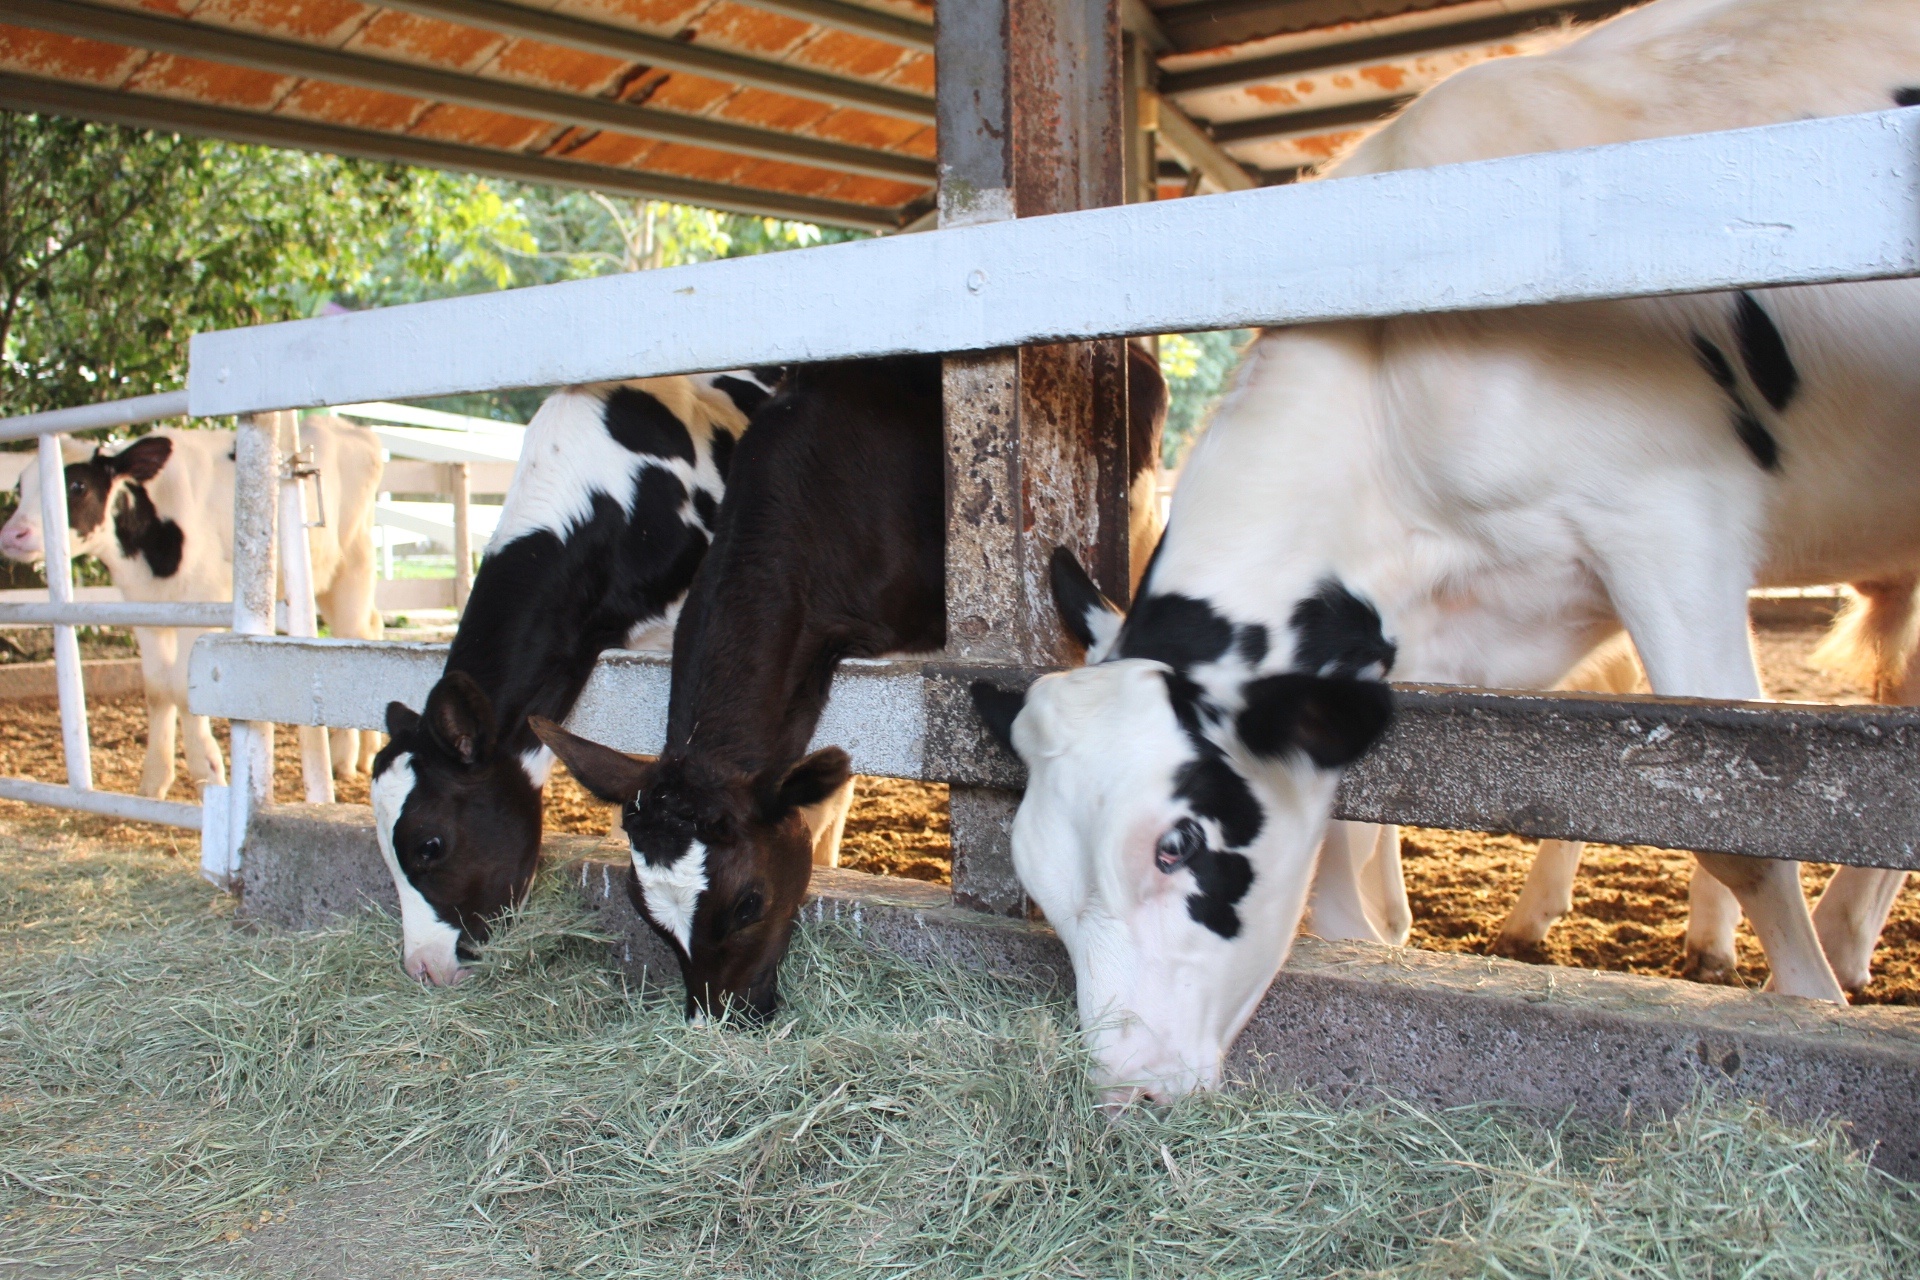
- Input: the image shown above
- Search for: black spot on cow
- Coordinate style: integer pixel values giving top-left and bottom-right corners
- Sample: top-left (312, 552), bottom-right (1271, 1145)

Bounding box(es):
top-left (709, 427), bottom-right (736, 481)
top-left (1235, 623), bottom-right (1269, 668)
top-left (1895, 88), bottom-right (1920, 107)
top-left (1118, 593), bottom-right (1235, 671)
top-left (1158, 670), bottom-right (1261, 939)
top-left (691, 488), bottom-right (719, 530)
top-left (710, 375), bottom-right (772, 419)
top-left (112, 485), bottom-right (183, 578)
top-left (1731, 411), bottom-right (1780, 471)
top-left (1693, 333), bottom-right (1739, 394)
top-left (603, 386), bottom-right (696, 463)
top-left (1692, 334), bottom-right (1782, 472)
top-left (1290, 579), bottom-right (1395, 677)
top-left (1733, 291), bottom-right (1798, 412)
top-left (1185, 849), bottom-right (1255, 939)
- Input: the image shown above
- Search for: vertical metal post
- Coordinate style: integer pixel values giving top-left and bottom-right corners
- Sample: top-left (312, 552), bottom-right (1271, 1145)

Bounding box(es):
top-left (205, 410), bottom-right (279, 888)
top-left (36, 432), bottom-right (91, 791)
top-left (278, 416), bottom-right (334, 805)
top-left (938, 0), bottom-right (1129, 914)
top-left (450, 460), bottom-right (473, 612)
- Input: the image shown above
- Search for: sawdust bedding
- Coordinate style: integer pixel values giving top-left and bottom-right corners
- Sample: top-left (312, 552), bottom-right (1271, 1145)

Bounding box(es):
top-left (0, 618), bottom-right (1912, 1002)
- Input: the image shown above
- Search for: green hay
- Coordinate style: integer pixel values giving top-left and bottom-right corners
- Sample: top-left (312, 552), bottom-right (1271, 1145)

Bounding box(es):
top-left (0, 836), bottom-right (1915, 1278)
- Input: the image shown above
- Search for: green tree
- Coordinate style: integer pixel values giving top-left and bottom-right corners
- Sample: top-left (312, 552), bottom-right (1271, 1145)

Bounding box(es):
top-left (0, 112), bottom-right (513, 417)
top-left (1157, 329), bottom-right (1256, 468)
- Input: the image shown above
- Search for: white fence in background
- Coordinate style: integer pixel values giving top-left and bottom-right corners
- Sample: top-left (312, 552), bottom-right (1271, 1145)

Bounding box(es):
top-left (7, 108), bottom-right (1920, 889)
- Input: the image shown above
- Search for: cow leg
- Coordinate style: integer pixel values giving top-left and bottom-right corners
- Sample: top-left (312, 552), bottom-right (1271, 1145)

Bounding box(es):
top-left (170, 627), bottom-right (224, 789)
top-left (316, 569), bottom-right (383, 777)
top-left (132, 626), bottom-right (180, 800)
top-left (1680, 865), bottom-right (1744, 984)
top-left (181, 712), bottom-right (225, 789)
top-left (1361, 823), bottom-right (1411, 945)
top-left (1811, 867), bottom-right (1908, 994)
top-left (1600, 518), bottom-right (1843, 1002)
top-left (1803, 579), bottom-right (1920, 992)
top-left (1492, 839), bottom-right (1585, 957)
top-left (799, 776), bottom-right (856, 868)
top-left (1304, 821), bottom-right (1387, 943)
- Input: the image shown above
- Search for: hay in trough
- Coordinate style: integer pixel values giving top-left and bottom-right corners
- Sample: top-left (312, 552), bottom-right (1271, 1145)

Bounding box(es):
top-left (0, 829), bottom-right (1915, 1278)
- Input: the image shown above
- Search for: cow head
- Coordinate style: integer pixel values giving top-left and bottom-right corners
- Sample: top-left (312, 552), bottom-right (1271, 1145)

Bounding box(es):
top-left (530, 716), bottom-right (849, 1023)
top-left (371, 673), bottom-right (544, 985)
top-left (970, 549), bottom-right (1393, 1106)
top-left (1, 436), bottom-right (172, 563)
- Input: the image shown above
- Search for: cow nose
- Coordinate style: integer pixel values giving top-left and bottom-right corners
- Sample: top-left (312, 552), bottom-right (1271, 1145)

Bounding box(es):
top-left (1098, 1085), bottom-right (1164, 1116)
top-left (403, 950), bottom-right (469, 987)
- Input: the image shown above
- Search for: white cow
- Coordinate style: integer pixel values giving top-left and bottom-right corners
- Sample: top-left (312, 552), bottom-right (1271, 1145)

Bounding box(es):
top-left (2, 419), bottom-right (384, 798)
top-left (971, 0), bottom-right (1920, 1104)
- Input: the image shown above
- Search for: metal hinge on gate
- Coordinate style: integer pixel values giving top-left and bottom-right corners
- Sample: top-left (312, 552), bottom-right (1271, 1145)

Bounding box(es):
top-left (282, 446), bottom-right (328, 529)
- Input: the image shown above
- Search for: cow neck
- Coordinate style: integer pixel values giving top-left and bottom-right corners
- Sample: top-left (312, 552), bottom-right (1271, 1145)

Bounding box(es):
top-left (662, 357), bottom-right (946, 778)
top-left (443, 509), bottom-right (663, 761)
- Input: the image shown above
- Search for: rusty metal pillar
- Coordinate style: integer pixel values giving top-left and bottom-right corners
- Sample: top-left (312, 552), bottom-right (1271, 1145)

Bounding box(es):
top-left (938, 0), bottom-right (1130, 914)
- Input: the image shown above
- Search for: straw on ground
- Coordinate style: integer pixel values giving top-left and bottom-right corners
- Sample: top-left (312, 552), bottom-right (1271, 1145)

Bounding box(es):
top-left (0, 821), bottom-right (1914, 1277)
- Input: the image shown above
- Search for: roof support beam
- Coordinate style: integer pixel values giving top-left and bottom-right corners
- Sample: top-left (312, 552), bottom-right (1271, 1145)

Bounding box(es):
top-left (1150, 92), bottom-right (1255, 191)
top-left (0, 73), bottom-right (906, 231)
top-left (741, 0), bottom-right (935, 53)
top-left (1207, 93), bottom-right (1414, 144)
top-left (8, 0), bottom-right (932, 183)
top-left (377, 0), bottom-right (935, 121)
top-left (1159, 0), bottom-right (1641, 96)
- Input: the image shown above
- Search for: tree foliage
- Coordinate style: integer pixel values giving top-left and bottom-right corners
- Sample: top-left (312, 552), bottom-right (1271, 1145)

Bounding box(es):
top-left (0, 113), bottom-right (519, 416)
top-left (1158, 329), bottom-right (1256, 468)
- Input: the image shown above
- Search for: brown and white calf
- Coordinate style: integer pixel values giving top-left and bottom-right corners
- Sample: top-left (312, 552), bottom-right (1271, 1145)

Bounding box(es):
top-left (1, 421), bottom-right (383, 798)
top-left (539, 347), bottom-right (1168, 1021)
top-left (972, 0), bottom-right (1920, 1104)
top-left (371, 373), bottom-right (770, 986)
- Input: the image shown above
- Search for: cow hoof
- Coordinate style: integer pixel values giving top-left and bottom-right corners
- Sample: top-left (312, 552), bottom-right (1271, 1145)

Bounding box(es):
top-left (1488, 934), bottom-right (1552, 964)
top-left (1679, 948), bottom-right (1747, 988)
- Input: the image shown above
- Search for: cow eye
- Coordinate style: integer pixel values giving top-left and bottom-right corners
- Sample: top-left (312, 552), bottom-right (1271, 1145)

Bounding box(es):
top-left (1154, 819), bottom-right (1206, 874)
top-left (732, 891), bottom-right (764, 928)
top-left (416, 836), bottom-right (445, 863)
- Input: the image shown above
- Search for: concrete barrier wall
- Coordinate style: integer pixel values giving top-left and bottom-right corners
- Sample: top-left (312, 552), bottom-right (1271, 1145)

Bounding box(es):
top-left (237, 804), bottom-right (1920, 1177)
top-left (0, 658), bottom-right (144, 702)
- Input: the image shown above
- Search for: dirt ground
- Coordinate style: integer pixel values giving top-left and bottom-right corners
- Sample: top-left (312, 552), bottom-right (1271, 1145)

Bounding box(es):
top-left (0, 616), bottom-right (1914, 1002)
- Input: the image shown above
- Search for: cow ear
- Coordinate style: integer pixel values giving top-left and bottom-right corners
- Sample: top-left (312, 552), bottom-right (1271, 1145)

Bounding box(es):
top-left (969, 681), bottom-right (1027, 754)
top-left (1236, 673), bottom-right (1392, 769)
top-left (529, 716), bottom-right (652, 804)
top-left (422, 671), bottom-right (494, 766)
top-left (759, 747), bottom-right (851, 821)
top-left (1049, 546), bottom-right (1124, 656)
top-left (110, 435), bottom-right (172, 482)
top-left (386, 700), bottom-right (421, 739)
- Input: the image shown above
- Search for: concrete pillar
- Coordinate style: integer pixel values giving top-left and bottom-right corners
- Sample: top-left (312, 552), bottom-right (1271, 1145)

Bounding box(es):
top-left (938, 0), bottom-right (1131, 915)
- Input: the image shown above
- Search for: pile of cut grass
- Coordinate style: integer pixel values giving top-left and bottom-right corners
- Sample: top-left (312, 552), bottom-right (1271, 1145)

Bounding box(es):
top-left (0, 826), bottom-right (1915, 1278)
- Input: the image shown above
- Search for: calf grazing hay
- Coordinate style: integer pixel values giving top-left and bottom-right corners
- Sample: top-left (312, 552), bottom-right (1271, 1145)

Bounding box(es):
top-left (0, 828), bottom-right (1916, 1277)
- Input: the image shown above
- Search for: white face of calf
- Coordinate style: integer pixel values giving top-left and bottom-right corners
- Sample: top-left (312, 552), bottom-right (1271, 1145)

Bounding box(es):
top-left (974, 552), bottom-right (1394, 1105)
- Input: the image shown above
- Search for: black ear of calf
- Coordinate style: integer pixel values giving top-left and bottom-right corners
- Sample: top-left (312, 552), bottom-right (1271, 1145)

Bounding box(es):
top-left (970, 681), bottom-right (1027, 754)
top-left (386, 700), bottom-right (421, 739)
top-left (1237, 674), bottom-right (1392, 769)
top-left (110, 435), bottom-right (173, 482)
top-left (423, 671), bottom-right (495, 766)
top-left (765, 747), bottom-right (852, 819)
top-left (1049, 546), bottom-right (1121, 650)
top-left (529, 716), bottom-right (653, 804)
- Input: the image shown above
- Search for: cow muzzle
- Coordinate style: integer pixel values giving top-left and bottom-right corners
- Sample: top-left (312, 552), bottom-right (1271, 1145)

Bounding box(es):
top-left (0, 517), bottom-right (42, 561)
top-left (403, 940), bottom-right (469, 987)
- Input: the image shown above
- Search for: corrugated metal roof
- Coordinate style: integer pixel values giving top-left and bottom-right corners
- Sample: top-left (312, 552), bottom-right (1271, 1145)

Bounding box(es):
top-left (0, 0), bottom-right (1640, 227)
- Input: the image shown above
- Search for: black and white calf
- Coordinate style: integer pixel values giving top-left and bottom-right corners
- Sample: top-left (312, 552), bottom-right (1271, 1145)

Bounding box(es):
top-left (1, 421), bottom-right (383, 797)
top-left (539, 347), bottom-right (1170, 1021)
top-left (973, 0), bottom-right (1920, 1103)
top-left (372, 373), bottom-right (767, 986)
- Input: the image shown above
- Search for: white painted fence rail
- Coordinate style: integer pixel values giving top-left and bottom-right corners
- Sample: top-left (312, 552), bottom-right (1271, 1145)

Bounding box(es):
top-left (191, 108), bottom-right (1920, 413)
